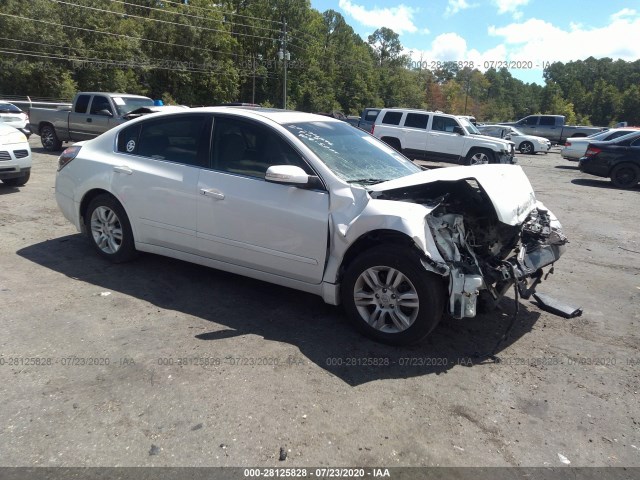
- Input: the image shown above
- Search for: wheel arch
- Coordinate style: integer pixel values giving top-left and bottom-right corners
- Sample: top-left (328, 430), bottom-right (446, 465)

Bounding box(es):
top-left (79, 189), bottom-right (133, 236)
top-left (380, 136), bottom-right (402, 151)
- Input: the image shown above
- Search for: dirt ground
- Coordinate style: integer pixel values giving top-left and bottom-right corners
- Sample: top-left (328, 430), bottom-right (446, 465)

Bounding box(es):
top-left (0, 137), bottom-right (638, 468)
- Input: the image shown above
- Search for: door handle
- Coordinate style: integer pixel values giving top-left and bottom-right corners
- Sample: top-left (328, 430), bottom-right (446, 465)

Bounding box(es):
top-left (87, 118), bottom-right (92, 123)
top-left (200, 188), bottom-right (225, 200)
top-left (113, 165), bottom-right (133, 175)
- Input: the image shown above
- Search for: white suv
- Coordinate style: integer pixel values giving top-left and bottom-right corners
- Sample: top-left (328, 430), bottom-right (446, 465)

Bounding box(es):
top-left (372, 108), bottom-right (515, 165)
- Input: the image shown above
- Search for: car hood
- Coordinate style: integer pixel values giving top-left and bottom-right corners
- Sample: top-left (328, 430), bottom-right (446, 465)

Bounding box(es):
top-left (472, 134), bottom-right (514, 147)
top-left (369, 165), bottom-right (537, 226)
top-left (520, 134), bottom-right (549, 143)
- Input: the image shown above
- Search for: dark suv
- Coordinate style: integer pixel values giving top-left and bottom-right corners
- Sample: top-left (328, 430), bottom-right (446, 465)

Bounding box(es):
top-left (357, 108), bottom-right (381, 132)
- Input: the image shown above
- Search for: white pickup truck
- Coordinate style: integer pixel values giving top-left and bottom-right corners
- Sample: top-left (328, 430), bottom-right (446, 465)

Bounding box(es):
top-left (29, 92), bottom-right (154, 151)
top-left (372, 108), bottom-right (515, 165)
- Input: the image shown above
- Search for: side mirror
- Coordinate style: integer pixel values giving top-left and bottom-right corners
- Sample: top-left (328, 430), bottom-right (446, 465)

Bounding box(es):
top-left (265, 165), bottom-right (311, 186)
top-left (453, 126), bottom-right (465, 136)
top-left (97, 109), bottom-right (113, 117)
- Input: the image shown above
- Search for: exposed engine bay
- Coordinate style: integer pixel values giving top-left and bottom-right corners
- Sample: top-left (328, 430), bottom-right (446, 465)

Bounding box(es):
top-left (371, 178), bottom-right (568, 319)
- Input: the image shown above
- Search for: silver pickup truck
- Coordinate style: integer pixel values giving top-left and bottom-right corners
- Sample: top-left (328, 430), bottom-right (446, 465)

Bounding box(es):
top-left (29, 92), bottom-right (154, 151)
top-left (500, 115), bottom-right (606, 144)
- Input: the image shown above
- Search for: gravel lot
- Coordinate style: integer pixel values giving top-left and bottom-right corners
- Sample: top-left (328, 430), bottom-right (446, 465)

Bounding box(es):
top-left (0, 137), bottom-right (638, 468)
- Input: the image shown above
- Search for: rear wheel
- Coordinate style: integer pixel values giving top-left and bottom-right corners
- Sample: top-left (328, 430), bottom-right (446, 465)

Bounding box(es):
top-left (519, 141), bottom-right (534, 154)
top-left (85, 194), bottom-right (137, 263)
top-left (466, 148), bottom-right (494, 165)
top-left (341, 245), bottom-right (445, 345)
top-left (610, 163), bottom-right (640, 189)
top-left (40, 125), bottom-right (63, 151)
top-left (2, 170), bottom-right (30, 186)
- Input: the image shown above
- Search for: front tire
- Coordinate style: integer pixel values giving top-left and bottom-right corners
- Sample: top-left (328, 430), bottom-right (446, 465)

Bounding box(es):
top-left (40, 124), bottom-right (63, 151)
top-left (341, 245), bottom-right (445, 345)
top-left (85, 194), bottom-right (137, 263)
top-left (466, 148), bottom-right (494, 165)
top-left (610, 163), bottom-right (640, 189)
top-left (519, 141), bottom-right (534, 154)
top-left (2, 170), bottom-right (30, 186)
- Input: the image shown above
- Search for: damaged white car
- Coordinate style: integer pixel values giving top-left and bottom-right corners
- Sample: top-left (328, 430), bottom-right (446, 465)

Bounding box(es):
top-left (55, 108), bottom-right (567, 344)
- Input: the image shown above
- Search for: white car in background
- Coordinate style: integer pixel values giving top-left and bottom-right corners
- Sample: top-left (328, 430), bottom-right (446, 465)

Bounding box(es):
top-left (55, 107), bottom-right (566, 345)
top-left (0, 101), bottom-right (31, 138)
top-left (477, 125), bottom-right (551, 154)
top-left (0, 124), bottom-right (32, 186)
top-left (561, 127), bottom-right (640, 160)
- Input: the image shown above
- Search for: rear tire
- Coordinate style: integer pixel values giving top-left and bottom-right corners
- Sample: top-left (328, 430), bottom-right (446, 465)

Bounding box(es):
top-left (85, 194), bottom-right (137, 263)
top-left (466, 148), bottom-right (494, 165)
top-left (40, 124), bottom-right (63, 151)
top-left (610, 163), bottom-right (640, 189)
top-left (2, 170), bottom-right (30, 186)
top-left (341, 245), bottom-right (445, 345)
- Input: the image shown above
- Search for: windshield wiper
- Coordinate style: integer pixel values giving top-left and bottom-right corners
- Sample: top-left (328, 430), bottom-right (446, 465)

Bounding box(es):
top-left (347, 178), bottom-right (388, 185)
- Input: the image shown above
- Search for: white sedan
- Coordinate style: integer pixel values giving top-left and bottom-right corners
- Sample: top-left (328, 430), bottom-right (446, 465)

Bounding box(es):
top-left (561, 127), bottom-right (640, 160)
top-left (55, 108), bottom-right (567, 344)
top-left (478, 125), bottom-right (551, 154)
top-left (0, 101), bottom-right (31, 138)
top-left (0, 124), bottom-right (32, 186)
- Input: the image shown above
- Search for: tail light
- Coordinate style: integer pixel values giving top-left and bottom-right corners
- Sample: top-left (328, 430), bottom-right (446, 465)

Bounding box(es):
top-left (58, 145), bottom-right (82, 171)
top-left (584, 146), bottom-right (601, 157)
top-left (565, 141), bottom-right (571, 147)
top-left (370, 124), bottom-right (375, 134)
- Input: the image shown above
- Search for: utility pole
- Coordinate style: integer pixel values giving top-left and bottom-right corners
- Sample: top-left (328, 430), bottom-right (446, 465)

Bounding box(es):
top-left (278, 17), bottom-right (289, 109)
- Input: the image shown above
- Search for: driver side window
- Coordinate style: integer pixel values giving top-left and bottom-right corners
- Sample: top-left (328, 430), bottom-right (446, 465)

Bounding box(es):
top-left (212, 117), bottom-right (313, 179)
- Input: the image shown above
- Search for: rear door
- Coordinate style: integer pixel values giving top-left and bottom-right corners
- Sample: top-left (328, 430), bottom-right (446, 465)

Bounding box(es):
top-left (68, 94), bottom-right (93, 141)
top-left (400, 112), bottom-right (429, 159)
top-left (196, 115), bottom-right (330, 284)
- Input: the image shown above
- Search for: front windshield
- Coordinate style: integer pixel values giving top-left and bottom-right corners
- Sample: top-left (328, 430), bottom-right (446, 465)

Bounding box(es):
top-left (284, 121), bottom-right (421, 185)
top-left (459, 117), bottom-right (480, 134)
top-left (113, 96), bottom-right (154, 115)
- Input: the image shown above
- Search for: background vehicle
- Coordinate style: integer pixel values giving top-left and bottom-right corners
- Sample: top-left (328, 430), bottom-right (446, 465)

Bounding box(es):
top-left (478, 124), bottom-right (551, 154)
top-left (0, 124), bottom-right (31, 186)
top-left (0, 101), bottom-right (31, 138)
top-left (372, 108), bottom-right (515, 165)
top-left (578, 131), bottom-right (640, 188)
top-left (561, 127), bottom-right (640, 160)
top-left (357, 107), bottom-right (381, 132)
top-left (500, 115), bottom-right (606, 144)
top-left (29, 92), bottom-right (154, 151)
top-left (55, 107), bottom-right (565, 345)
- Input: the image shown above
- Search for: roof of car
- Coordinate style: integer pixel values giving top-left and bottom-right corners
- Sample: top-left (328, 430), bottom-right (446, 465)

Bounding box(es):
top-left (162, 106), bottom-right (344, 125)
top-left (77, 92), bottom-right (153, 99)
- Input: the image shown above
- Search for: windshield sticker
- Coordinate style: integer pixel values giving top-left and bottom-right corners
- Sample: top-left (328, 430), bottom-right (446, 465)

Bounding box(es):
top-left (112, 97), bottom-right (126, 106)
top-left (126, 140), bottom-right (136, 152)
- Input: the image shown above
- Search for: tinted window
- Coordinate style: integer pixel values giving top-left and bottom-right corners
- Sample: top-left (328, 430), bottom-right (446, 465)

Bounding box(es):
top-left (365, 110), bottom-right (380, 121)
top-left (133, 115), bottom-right (210, 167)
top-left (117, 124), bottom-right (141, 154)
top-left (74, 95), bottom-right (91, 114)
top-left (381, 111), bottom-right (403, 125)
top-left (404, 113), bottom-right (429, 129)
top-left (631, 137), bottom-right (640, 146)
top-left (212, 117), bottom-right (312, 179)
top-left (540, 116), bottom-right (556, 126)
top-left (605, 131), bottom-right (633, 141)
top-left (0, 103), bottom-right (22, 113)
top-left (432, 116), bottom-right (460, 133)
top-left (89, 95), bottom-right (113, 115)
top-left (522, 116), bottom-right (538, 126)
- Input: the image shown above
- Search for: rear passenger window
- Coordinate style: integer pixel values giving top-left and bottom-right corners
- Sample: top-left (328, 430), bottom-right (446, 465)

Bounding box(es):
top-left (74, 95), bottom-right (90, 114)
top-left (404, 113), bottom-right (429, 129)
top-left (121, 115), bottom-right (211, 167)
top-left (540, 116), bottom-right (556, 126)
top-left (381, 111), bottom-right (403, 125)
top-left (432, 116), bottom-right (460, 133)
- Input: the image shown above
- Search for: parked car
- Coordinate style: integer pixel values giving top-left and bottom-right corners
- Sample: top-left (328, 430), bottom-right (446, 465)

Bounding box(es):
top-left (500, 115), bottom-right (606, 144)
top-left (357, 107), bottom-right (381, 132)
top-left (0, 101), bottom-right (31, 138)
top-left (0, 124), bottom-right (31, 186)
top-left (477, 124), bottom-right (551, 154)
top-left (561, 127), bottom-right (640, 161)
top-left (55, 107), bottom-right (566, 344)
top-left (345, 115), bottom-right (360, 127)
top-left (29, 92), bottom-right (154, 151)
top-left (372, 108), bottom-right (515, 165)
top-left (578, 131), bottom-right (640, 189)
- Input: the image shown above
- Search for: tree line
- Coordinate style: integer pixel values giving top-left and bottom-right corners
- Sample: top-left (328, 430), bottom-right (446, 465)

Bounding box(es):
top-left (0, 0), bottom-right (638, 126)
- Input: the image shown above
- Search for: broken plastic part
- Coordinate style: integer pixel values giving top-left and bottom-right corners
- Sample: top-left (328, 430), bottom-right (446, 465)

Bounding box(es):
top-left (532, 293), bottom-right (583, 319)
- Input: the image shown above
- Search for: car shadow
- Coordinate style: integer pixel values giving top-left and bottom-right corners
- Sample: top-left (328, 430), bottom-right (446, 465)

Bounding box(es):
top-left (30, 146), bottom-right (63, 157)
top-left (0, 184), bottom-right (21, 194)
top-left (571, 178), bottom-right (640, 191)
top-left (554, 165), bottom-right (579, 170)
top-left (17, 235), bottom-right (542, 386)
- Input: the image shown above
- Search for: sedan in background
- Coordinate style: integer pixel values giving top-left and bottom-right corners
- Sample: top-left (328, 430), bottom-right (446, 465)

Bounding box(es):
top-left (562, 127), bottom-right (640, 161)
top-left (0, 101), bottom-right (31, 138)
top-left (579, 131), bottom-right (640, 188)
top-left (0, 124), bottom-right (32, 186)
top-left (477, 124), bottom-right (550, 154)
